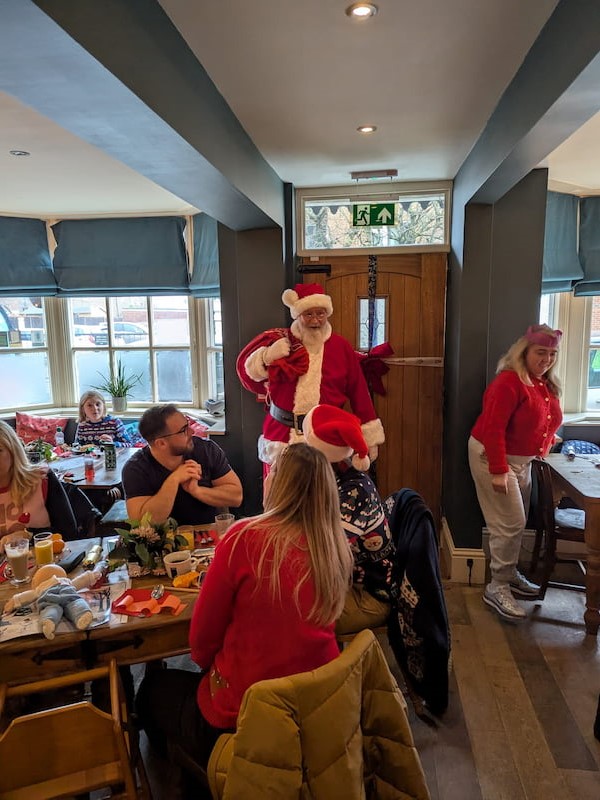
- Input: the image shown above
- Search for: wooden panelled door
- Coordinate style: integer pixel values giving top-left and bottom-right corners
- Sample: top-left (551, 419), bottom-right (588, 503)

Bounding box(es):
top-left (301, 253), bottom-right (447, 529)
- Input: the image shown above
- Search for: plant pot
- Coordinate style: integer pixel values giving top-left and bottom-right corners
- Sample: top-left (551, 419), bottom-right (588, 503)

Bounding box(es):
top-left (112, 395), bottom-right (127, 413)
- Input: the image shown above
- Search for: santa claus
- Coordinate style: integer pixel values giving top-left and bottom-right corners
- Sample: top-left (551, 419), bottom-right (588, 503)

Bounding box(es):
top-left (236, 283), bottom-right (384, 469)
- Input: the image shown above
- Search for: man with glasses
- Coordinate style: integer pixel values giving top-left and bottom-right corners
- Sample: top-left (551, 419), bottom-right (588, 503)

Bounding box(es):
top-left (122, 404), bottom-right (242, 525)
top-left (237, 283), bottom-right (384, 474)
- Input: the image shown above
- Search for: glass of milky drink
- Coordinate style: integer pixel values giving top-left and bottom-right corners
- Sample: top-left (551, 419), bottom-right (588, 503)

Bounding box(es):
top-left (5, 536), bottom-right (31, 585)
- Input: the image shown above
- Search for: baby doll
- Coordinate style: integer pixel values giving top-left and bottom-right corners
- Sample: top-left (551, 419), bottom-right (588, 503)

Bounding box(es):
top-left (76, 390), bottom-right (131, 448)
top-left (4, 563), bottom-right (104, 640)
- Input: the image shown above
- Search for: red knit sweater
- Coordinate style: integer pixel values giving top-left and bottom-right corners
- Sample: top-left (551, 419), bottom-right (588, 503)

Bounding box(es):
top-left (471, 370), bottom-right (562, 474)
top-left (190, 522), bottom-right (340, 729)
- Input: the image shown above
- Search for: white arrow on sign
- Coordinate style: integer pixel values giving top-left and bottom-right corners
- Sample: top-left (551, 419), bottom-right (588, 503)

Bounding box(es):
top-left (376, 208), bottom-right (392, 224)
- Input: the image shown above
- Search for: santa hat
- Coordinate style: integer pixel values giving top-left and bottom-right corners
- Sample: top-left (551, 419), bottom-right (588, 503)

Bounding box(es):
top-left (282, 283), bottom-right (333, 320)
top-left (302, 404), bottom-right (370, 471)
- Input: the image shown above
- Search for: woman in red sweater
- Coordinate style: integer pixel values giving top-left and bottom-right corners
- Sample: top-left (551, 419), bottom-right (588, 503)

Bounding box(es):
top-left (469, 324), bottom-right (562, 622)
top-left (135, 442), bottom-right (352, 787)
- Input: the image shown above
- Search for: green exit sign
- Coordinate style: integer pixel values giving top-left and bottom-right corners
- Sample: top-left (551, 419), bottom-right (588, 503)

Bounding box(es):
top-left (352, 203), bottom-right (396, 227)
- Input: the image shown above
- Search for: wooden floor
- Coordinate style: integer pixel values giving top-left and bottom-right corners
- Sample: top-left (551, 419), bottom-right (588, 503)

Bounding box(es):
top-left (138, 578), bottom-right (600, 800)
top-left (402, 580), bottom-right (600, 800)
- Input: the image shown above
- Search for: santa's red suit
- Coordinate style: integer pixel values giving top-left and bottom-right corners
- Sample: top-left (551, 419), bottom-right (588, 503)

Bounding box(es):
top-left (237, 285), bottom-right (384, 466)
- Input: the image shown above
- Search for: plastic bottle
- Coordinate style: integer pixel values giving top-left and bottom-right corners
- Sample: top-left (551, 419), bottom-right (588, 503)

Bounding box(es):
top-left (55, 426), bottom-right (65, 447)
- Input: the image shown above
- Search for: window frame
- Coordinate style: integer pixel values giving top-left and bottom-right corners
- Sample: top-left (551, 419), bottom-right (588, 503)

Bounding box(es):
top-left (545, 291), bottom-right (595, 416)
top-left (0, 295), bottom-right (222, 413)
top-left (296, 180), bottom-right (452, 257)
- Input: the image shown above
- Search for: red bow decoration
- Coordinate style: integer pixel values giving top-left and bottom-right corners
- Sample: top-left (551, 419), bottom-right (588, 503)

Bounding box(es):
top-left (357, 342), bottom-right (394, 396)
top-left (18, 512), bottom-right (30, 524)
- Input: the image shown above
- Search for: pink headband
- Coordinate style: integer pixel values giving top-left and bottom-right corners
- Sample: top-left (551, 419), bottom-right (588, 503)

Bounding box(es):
top-left (524, 325), bottom-right (562, 348)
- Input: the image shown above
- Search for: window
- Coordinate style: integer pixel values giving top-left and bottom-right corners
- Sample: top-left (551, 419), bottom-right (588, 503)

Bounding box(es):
top-left (358, 297), bottom-right (387, 350)
top-left (0, 297), bottom-right (51, 408)
top-left (297, 181), bottom-right (451, 255)
top-left (0, 295), bottom-right (223, 413)
top-left (206, 298), bottom-right (224, 400)
top-left (542, 291), bottom-right (600, 415)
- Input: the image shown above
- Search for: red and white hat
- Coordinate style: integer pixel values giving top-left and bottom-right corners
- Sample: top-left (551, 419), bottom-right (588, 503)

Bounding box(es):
top-left (282, 283), bottom-right (333, 320)
top-left (302, 404), bottom-right (370, 471)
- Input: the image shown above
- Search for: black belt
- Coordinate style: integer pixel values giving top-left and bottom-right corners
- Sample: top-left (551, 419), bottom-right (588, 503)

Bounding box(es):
top-left (269, 402), bottom-right (306, 432)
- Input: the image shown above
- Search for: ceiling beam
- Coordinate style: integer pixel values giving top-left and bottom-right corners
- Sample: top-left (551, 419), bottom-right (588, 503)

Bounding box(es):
top-left (454, 0), bottom-right (600, 207)
top-left (0, 0), bottom-right (283, 230)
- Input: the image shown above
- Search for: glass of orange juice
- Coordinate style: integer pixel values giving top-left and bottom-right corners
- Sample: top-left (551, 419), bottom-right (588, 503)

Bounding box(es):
top-left (33, 532), bottom-right (54, 566)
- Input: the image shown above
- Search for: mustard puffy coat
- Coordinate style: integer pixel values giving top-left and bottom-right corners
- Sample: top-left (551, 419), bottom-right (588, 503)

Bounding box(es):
top-left (208, 629), bottom-right (430, 800)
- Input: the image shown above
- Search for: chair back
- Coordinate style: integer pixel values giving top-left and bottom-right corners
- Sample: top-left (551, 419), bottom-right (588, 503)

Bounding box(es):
top-left (531, 459), bottom-right (558, 536)
top-left (0, 661), bottom-right (144, 799)
top-left (208, 629), bottom-right (430, 800)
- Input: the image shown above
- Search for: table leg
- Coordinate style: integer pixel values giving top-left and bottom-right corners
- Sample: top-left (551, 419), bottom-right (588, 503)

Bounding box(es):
top-left (584, 542), bottom-right (600, 636)
top-left (583, 506), bottom-right (600, 636)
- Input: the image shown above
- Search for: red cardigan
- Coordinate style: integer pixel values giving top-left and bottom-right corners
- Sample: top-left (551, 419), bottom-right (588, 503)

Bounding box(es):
top-left (471, 370), bottom-right (562, 474)
top-left (190, 521), bottom-right (340, 729)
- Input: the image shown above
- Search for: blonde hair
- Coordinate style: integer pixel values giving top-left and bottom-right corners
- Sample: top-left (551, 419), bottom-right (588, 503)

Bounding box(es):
top-left (78, 390), bottom-right (106, 423)
top-left (497, 324), bottom-right (561, 397)
top-left (231, 443), bottom-right (352, 625)
top-left (0, 420), bottom-right (45, 505)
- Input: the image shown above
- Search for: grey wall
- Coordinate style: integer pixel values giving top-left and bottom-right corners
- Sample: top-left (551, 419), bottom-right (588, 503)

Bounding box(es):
top-left (217, 225), bottom-right (287, 517)
top-left (444, 171), bottom-right (548, 547)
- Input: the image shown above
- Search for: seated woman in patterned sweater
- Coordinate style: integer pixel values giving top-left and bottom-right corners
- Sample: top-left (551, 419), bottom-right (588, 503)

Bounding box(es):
top-left (75, 391), bottom-right (131, 448)
top-left (302, 404), bottom-right (395, 635)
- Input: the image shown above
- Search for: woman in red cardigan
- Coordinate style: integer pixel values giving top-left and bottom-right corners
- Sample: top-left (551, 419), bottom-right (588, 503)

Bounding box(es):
top-left (468, 324), bottom-right (562, 622)
top-left (135, 443), bottom-right (353, 792)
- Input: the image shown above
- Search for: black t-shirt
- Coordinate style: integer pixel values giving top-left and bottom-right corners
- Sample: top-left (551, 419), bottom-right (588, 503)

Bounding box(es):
top-left (122, 437), bottom-right (232, 525)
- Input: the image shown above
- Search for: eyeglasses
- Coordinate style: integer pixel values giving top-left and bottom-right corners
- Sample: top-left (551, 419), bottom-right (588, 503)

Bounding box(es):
top-left (160, 423), bottom-right (190, 439)
top-left (300, 310), bottom-right (327, 320)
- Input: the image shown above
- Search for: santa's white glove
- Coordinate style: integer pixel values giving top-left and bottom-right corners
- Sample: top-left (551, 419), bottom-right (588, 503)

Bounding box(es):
top-left (368, 445), bottom-right (379, 463)
top-left (263, 338), bottom-right (291, 365)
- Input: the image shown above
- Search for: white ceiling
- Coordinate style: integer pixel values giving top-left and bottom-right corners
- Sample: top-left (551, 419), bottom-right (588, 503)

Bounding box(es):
top-left (1, 0), bottom-right (599, 218)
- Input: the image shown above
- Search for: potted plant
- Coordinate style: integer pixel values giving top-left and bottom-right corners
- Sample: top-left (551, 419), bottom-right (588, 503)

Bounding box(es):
top-left (93, 357), bottom-right (141, 413)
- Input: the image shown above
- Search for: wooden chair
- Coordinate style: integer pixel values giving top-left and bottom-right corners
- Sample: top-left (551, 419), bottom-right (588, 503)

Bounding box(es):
top-left (531, 459), bottom-right (587, 600)
top-left (0, 660), bottom-right (151, 800)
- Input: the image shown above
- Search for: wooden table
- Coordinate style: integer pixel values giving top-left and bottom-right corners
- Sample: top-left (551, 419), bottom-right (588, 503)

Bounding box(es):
top-left (0, 535), bottom-right (205, 686)
top-left (545, 453), bottom-right (600, 636)
top-left (53, 446), bottom-right (137, 491)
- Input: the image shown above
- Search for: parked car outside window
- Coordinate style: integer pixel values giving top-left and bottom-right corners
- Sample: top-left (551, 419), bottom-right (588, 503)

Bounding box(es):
top-left (92, 322), bottom-right (148, 346)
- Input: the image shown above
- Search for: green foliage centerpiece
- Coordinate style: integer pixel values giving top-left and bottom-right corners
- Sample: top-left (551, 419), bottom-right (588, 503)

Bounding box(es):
top-left (109, 513), bottom-right (188, 576)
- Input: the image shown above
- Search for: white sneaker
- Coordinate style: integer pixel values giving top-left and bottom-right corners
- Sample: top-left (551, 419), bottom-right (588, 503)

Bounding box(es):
top-left (483, 584), bottom-right (527, 622)
top-left (509, 570), bottom-right (540, 599)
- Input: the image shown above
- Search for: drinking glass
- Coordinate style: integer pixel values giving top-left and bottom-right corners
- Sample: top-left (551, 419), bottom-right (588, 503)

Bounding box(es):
top-left (5, 537), bottom-right (31, 585)
top-left (215, 513), bottom-right (235, 537)
top-left (33, 532), bottom-right (53, 566)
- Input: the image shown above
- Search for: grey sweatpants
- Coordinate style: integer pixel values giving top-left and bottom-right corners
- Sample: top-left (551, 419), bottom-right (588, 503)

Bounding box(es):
top-left (468, 436), bottom-right (533, 583)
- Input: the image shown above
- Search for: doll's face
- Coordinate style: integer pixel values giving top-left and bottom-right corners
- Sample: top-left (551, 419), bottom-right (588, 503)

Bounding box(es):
top-left (83, 397), bottom-right (105, 422)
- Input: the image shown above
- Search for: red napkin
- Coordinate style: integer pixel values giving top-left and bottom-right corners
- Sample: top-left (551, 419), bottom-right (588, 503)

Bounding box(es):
top-left (111, 588), bottom-right (186, 617)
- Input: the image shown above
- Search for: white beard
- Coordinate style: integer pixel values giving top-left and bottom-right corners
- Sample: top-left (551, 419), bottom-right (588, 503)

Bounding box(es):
top-left (291, 319), bottom-right (332, 353)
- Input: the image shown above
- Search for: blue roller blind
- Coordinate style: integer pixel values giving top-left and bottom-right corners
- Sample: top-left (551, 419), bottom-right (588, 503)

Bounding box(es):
top-left (190, 213), bottom-right (220, 298)
top-left (0, 217), bottom-right (56, 295)
top-left (52, 217), bottom-right (189, 295)
top-left (542, 192), bottom-right (582, 295)
top-left (575, 197), bottom-right (600, 296)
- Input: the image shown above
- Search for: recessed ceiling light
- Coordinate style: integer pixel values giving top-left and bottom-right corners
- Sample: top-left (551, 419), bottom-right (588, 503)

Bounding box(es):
top-left (357, 125), bottom-right (377, 134)
top-left (9, 149), bottom-right (30, 157)
top-left (345, 3), bottom-right (378, 20)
